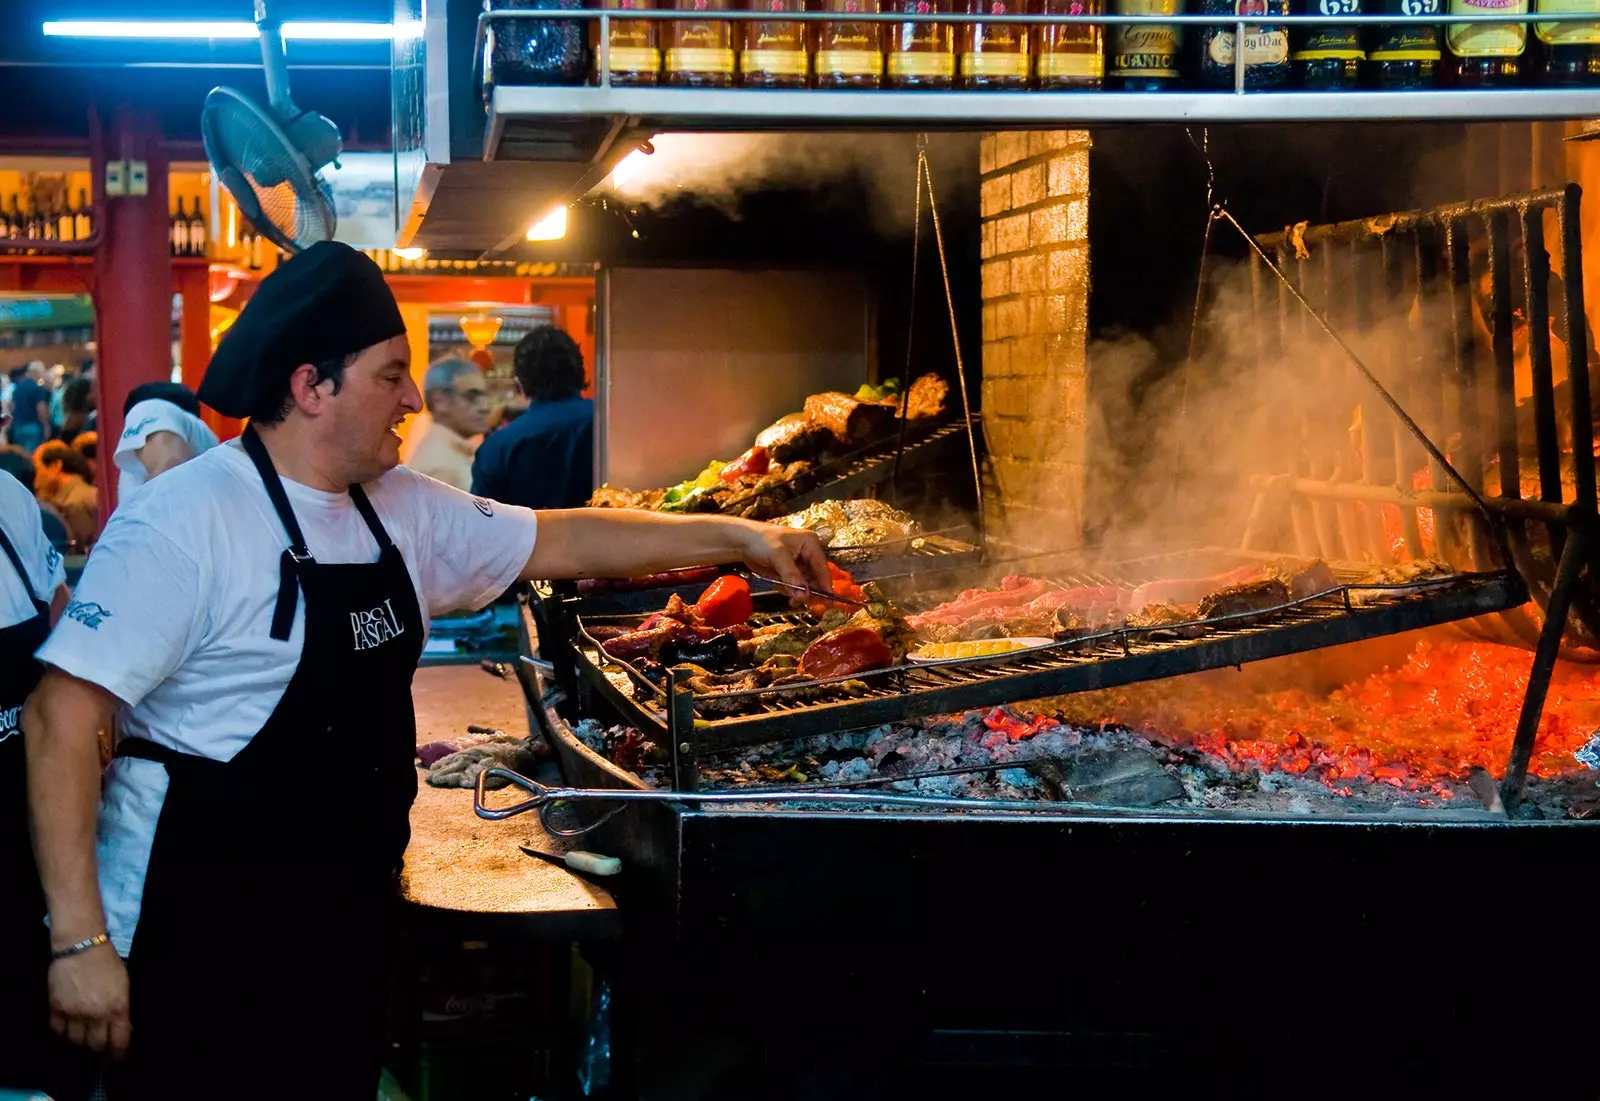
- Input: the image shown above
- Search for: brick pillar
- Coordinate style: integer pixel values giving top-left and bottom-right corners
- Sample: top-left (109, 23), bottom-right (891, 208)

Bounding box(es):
top-left (979, 131), bottom-right (1091, 553)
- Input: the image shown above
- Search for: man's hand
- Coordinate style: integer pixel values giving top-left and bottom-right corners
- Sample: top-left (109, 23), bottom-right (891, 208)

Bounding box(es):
top-left (728, 521), bottom-right (833, 596)
top-left (49, 945), bottom-right (131, 1057)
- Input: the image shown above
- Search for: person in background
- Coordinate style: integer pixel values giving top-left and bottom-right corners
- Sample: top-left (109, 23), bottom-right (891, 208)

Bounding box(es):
top-left (49, 367), bottom-right (74, 437)
top-left (400, 357), bottom-right (489, 491)
top-left (57, 378), bottom-right (95, 447)
top-left (72, 432), bottom-right (97, 486)
top-left (115, 381), bottom-right (219, 502)
top-left (0, 446), bottom-right (71, 549)
top-left (471, 327), bottom-right (594, 509)
top-left (0, 464), bottom-right (73, 1100)
top-left (8, 364), bottom-right (50, 454)
top-left (31, 441), bottom-right (97, 548)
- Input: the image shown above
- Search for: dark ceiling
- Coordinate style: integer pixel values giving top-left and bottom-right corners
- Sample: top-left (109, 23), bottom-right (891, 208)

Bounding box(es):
top-left (0, 0), bottom-right (393, 152)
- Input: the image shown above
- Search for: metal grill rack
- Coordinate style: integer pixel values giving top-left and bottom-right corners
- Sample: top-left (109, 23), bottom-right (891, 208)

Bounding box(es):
top-left (536, 551), bottom-right (1525, 788)
top-left (780, 419), bottom-right (975, 513)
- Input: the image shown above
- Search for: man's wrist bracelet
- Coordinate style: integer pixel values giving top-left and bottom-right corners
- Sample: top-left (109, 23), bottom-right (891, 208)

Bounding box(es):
top-left (51, 933), bottom-right (110, 960)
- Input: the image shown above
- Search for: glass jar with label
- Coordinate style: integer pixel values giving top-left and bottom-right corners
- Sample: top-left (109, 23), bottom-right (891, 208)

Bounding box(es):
top-left (887, 0), bottom-right (958, 86)
top-left (666, 0), bottom-right (737, 85)
top-left (1107, 0), bottom-right (1183, 88)
top-left (1364, 0), bottom-right (1441, 86)
top-left (1446, 0), bottom-right (1526, 83)
top-left (1034, 0), bottom-right (1106, 87)
top-left (742, 0), bottom-right (810, 85)
top-left (1194, 0), bottom-right (1291, 89)
top-left (1535, 0), bottom-right (1599, 83)
top-left (817, 0), bottom-right (886, 85)
top-left (599, 0), bottom-right (662, 84)
top-left (963, 0), bottom-right (1033, 88)
top-left (482, 0), bottom-right (589, 92)
top-left (1291, 0), bottom-right (1363, 86)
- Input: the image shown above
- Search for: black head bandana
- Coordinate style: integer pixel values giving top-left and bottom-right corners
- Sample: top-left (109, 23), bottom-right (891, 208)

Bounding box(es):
top-left (198, 241), bottom-right (406, 419)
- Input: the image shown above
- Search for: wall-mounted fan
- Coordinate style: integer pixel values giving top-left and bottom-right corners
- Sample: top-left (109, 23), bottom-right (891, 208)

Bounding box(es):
top-left (201, 0), bottom-right (342, 253)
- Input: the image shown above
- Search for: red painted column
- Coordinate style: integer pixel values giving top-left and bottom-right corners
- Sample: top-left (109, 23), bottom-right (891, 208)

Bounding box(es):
top-left (91, 107), bottom-right (172, 519)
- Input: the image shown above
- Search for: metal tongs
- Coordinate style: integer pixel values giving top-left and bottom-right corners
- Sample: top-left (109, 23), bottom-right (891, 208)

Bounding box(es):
top-left (754, 574), bottom-right (874, 609)
top-left (473, 766), bottom-right (1105, 836)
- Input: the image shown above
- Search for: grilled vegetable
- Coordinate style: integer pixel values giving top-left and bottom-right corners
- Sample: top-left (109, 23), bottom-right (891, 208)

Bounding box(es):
top-left (719, 446), bottom-right (772, 483)
top-left (659, 631), bottom-right (741, 672)
top-left (693, 575), bottom-right (754, 628)
top-left (799, 625), bottom-right (893, 679)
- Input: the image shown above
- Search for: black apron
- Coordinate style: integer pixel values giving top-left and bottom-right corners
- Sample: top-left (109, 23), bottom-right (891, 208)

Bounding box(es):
top-left (112, 427), bottom-right (424, 1099)
top-left (0, 521), bottom-right (52, 1092)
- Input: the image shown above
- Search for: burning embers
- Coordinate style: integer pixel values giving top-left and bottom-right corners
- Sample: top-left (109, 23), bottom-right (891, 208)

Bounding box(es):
top-left (572, 633), bottom-right (1600, 819)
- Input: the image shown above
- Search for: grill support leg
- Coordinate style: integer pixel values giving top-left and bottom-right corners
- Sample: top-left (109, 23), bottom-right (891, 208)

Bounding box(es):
top-left (1501, 525), bottom-right (1588, 810)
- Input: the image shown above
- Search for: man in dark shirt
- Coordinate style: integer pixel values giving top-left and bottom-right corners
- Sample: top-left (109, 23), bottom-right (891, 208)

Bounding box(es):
top-left (8, 364), bottom-right (50, 453)
top-left (471, 327), bottom-right (595, 510)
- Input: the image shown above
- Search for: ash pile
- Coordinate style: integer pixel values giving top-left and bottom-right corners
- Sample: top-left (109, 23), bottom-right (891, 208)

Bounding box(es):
top-left (572, 705), bottom-right (1594, 818)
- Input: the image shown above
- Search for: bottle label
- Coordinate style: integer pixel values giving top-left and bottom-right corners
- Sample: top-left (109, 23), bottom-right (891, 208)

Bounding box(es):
top-left (1371, 0), bottom-right (1441, 58)
top-left (1208, 26), bottom-right (1291, 63)
top-left (741, 47), bottom-right (811, 72)
top-left (888, 49), bottom-right (958, 73)
top-left (1447, 0), bottom-right (1528, 54)
top-left (1110, 0), bottom-right (1182, 75)
top-left (1292, 0), bottom-right (1364, 57)
top-left (962, 51), bottom-right (1032, 74)
top-left (665, 46), bottom-right (737, 70)
top-left (1037, 50), bottom-right (1108, 75)
top-left (607, 45), bottom-right (663, 69)
top-left (1537, 0), bottom-right (1600, 43)
top-left (817, 47), bottom-right (886, 72)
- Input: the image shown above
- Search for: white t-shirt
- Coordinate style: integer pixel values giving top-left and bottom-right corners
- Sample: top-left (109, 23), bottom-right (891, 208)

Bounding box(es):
top-left (0, 472), bottom-right (66, 631)
top-left (113, 398), bottom-right (221, 501)
top-left (38, 442), bottom-right (539, 953)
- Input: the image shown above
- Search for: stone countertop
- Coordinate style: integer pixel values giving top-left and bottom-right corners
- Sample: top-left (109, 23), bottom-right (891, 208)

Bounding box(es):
top-left (402, 663), bottom-right (619, 938)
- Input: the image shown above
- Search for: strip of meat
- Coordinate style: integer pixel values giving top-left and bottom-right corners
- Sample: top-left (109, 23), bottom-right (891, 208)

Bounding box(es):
top-left (1128, 563), bottom-right (1268, 611)
top-left (804, 391), bottom-right (897, 446)
top-left (1196, 578), bottom-right (1291, 620)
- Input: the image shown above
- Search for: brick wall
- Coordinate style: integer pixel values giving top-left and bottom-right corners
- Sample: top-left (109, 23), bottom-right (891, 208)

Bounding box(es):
top-left (979, 130), bottom-right (1091, 553)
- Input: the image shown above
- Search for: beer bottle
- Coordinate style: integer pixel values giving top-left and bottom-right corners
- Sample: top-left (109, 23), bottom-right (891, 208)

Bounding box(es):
top-left (817, 0), bottom-right (886, 86)
top-left (1292, 0), bottom-right (1363, 85)
top-left (886, 0), bottom-right (958, 87)
top-left (1446, 0), bottom-right (1526, 84)
top-left (1034, 0), bottom-right (1107, 88)
top-left (600, 0), bottom-right (662, 84)
top-left (742, 0), bottom-right (810, 86)
top-left (1366, 0), bottom-right (1441, 85)
top-left (1536, 0), bottom-right (1600, 83)
top-left (963, 0), bottom-right (1032, 88)
top-left (665, 0), bottom-right (737, 85)
top-left (1107, 0), bottom-right (1183, 87)
top-left (1194, 0), bottom-right (1291, 88)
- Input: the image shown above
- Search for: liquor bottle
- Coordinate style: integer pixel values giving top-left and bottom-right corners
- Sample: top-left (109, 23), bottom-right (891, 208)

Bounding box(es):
top-left (1194, 0), bottom-right (1291, 89)
top-left (481, 0), bottom-right (588, 93)
top-left (1536, 0), bottom-right (1600, 83)
top-left (742, 0), bottom-right (809, 86)
top-left (1292, 0), bottom-right (1363, 85)
top-left (1447, 0), bottom-right (1526, 83)
top-left (41, 200), bottom-right (58, 241)
top-left (817, 0), bottom-right (886, 86)
top-left (56, 197), bottom-right (74, 242)
top-left (1107, 0), bottom-right (1183, 86)
top-left (887, 0), bottom-right (958, 86)
top-left (963, 0), bottom-right (1032, 89)
top-left (189, 200), bottom-right (207, 258)
top-left (1034, 0), bottom-right (1106, 87)
top-left (665, 0), bottom-right (737, 85)
top-left (73, 189), bottom-right (91, 240)
top-left (601, 0), bottom-right (662, 84)
top-left (0, 198), bottom-right (10, 239)
top-left (172, 198), bottom-right (190, 257)
top-left (1365, 0), bottom-right (1441, 85)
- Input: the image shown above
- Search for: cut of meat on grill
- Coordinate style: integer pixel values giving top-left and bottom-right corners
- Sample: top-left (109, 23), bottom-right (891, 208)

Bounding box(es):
top-left (803, 391), bottom-right (896, 447)
top-left (1124, 602), bottom-right (1205, 639)
top-left (753, 412), bottom-right (832, 463)
top-left (1273, 559), bottom-right (1337, 599)
top-left (1350, 559), bottom-right (1457, 606)
top-left (898, 373), bottom-right (950, 428)
top-left (1127, 563), bottom-right (1267, 611)
top-left (1196, 578), bottom-right (1291, 620)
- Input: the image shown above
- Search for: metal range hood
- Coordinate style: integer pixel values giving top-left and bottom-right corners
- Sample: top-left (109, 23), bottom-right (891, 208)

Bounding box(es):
top-left (394, 1), bottom-right (1600, 254)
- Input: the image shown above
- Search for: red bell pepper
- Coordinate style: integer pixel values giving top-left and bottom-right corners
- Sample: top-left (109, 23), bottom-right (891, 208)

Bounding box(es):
top-left (693, 575), bottom-right (754, 628)
top-left (719, 446), bottom-right (772, 483)
top-left (799, 626), bottom-right (893, 679)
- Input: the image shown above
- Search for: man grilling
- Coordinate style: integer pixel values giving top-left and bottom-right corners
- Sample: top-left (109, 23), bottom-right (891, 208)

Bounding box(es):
top-left (21, 242), bottom-right (830, 1097)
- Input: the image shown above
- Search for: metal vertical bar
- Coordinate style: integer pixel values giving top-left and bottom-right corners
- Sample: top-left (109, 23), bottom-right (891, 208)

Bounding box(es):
top-left (1442, 217), bottom-right (1485, 568)
top-left (1383, 233), bottom-right (1424, 559)
top-left (1486, 211), bottom-right (1521, 500)
top-left (1351, 238), bottom-right (1391, 559)
top-left (1519, 206), bottom-right (1567, 561)
top-left (1558, 185), bottom-right (1597, 514)
top-left (1329, 239), bottom-right (1362, 562)
top-left (600, 12), bottom-right (612, 87)
top-left (1500, 526), bottom-right (1586, 810)
top-left (1282, 246), bottom-right (1317, 557)
top-left (1234, 21), bottom-right (1247, 93)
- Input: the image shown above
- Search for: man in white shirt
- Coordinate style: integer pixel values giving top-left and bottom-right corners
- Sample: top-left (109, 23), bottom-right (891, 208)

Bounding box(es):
top-left (21, 242), bottom-right (828, 1096)
top-left (113, 382), bottom-right (220, 502)
top-left (400, 357), bottom-right (489, 491)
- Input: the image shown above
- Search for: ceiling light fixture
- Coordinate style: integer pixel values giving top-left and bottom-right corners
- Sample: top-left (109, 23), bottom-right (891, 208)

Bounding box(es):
top-left (40, 20), bottom-right (394, 41)
top-left (525, 207), bottom-right (568, 242)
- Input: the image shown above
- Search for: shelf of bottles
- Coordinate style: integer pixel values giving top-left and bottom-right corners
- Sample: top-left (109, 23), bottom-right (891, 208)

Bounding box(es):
top-left (478, 2), bottom-right (1600, 141)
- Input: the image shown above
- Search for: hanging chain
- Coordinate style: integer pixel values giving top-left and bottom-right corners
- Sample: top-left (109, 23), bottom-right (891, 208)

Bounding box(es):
top-left (1171, 126), bottom-right (1221, 508)
top-left (889, 138), bottom-right (930, 502)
